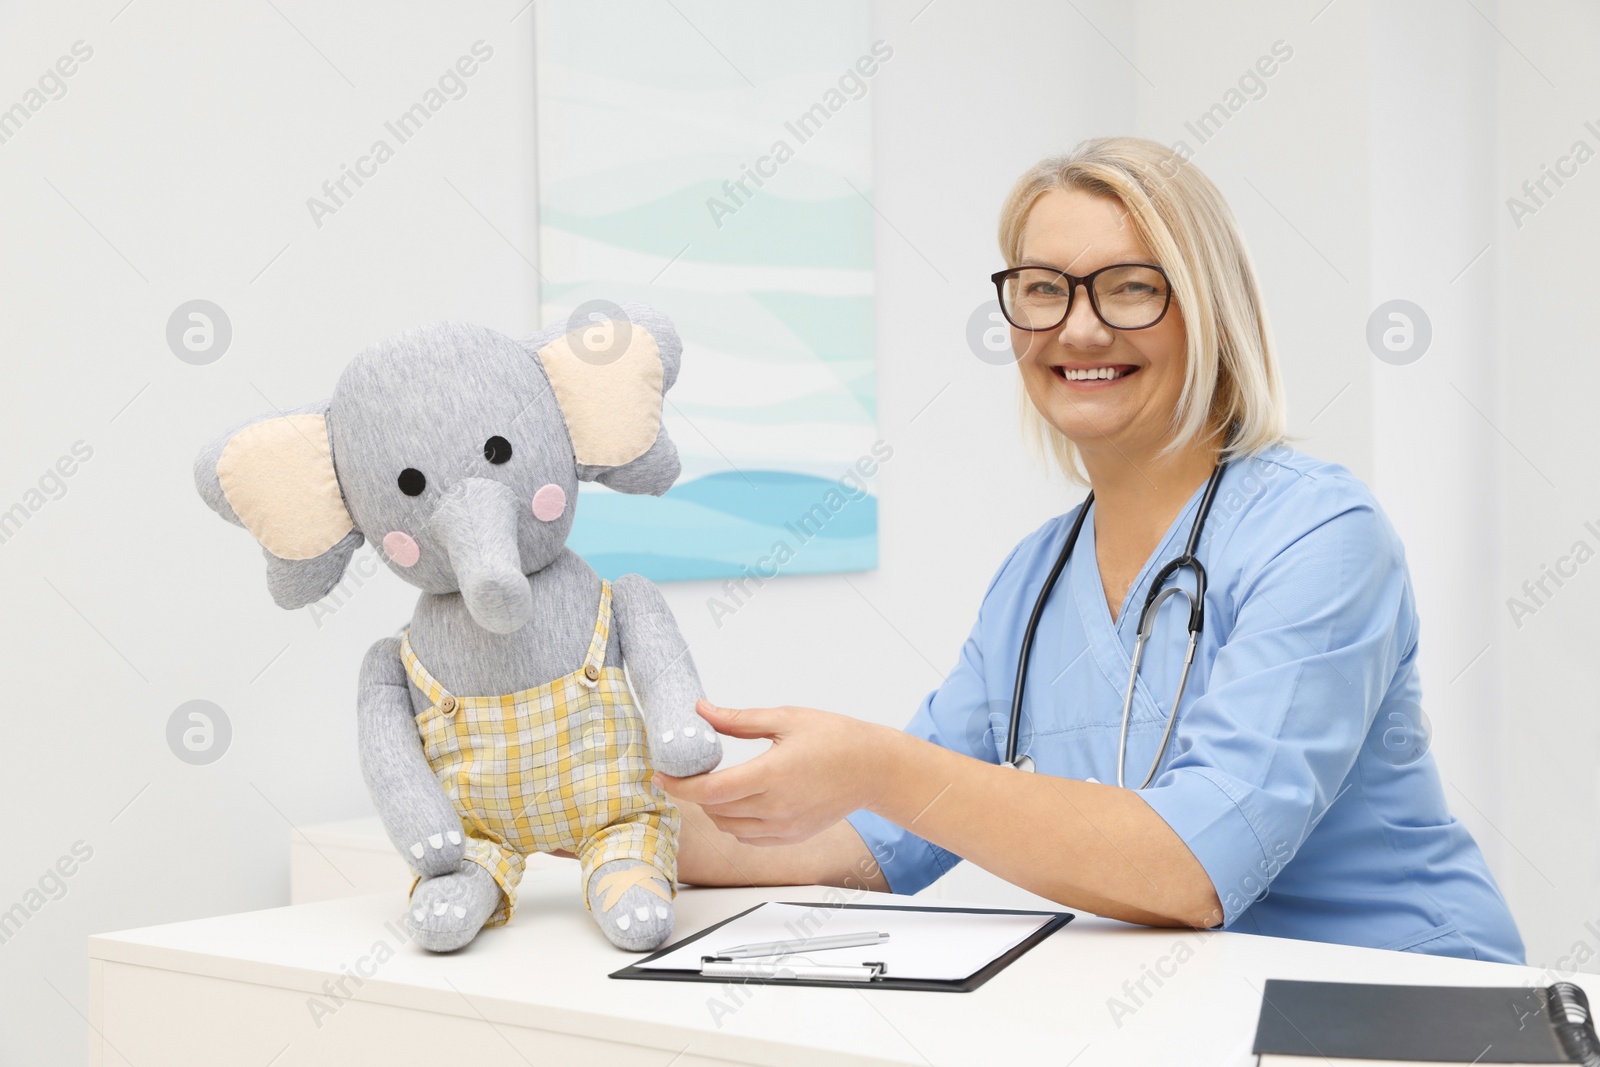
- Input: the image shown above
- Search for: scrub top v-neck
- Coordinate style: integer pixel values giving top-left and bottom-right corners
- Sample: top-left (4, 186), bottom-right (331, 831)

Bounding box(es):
top-left (1072, 467), bottom-right (1211, 740)
top-left (844, 445), bottom-right (1526, 965)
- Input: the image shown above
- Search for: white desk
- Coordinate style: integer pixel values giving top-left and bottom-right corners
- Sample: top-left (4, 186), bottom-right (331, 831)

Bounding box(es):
top-left (90, 865), bottom-right (1561, 1067)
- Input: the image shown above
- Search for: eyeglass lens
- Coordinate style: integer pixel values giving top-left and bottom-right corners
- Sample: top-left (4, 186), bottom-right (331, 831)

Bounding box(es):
top-left (999, 266), bottom-right (1169, 331)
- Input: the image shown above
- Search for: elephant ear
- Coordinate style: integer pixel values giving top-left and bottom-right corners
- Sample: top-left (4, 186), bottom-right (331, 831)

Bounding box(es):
top-left (194, 402), bottom-right (363, 609)
top-left (529, 301), bottom-right (683, 496)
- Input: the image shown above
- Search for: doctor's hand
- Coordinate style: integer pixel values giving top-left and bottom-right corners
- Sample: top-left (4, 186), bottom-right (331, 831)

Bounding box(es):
top-left (653, 699), bottom-right (890, 846)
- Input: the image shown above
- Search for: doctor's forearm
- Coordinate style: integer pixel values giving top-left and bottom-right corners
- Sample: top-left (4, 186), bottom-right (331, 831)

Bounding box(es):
top-left (868, 729), bottom-right (1222, 928)
top-left (675, 795), bottom-right (891, 893)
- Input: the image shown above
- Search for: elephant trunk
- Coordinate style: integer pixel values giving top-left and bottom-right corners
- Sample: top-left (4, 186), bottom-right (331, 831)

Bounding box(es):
top-left (428, 478), bottom-right (532, 634)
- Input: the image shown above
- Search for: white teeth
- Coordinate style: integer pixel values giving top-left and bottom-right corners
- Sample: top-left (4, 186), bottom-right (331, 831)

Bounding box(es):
top-left (1061, 366), bottom-right (1127, 380)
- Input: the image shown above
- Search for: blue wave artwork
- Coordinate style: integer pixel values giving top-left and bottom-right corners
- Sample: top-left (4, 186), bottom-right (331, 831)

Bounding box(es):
top-left (536, 1), bottom-right (880, 584)
top-left (569, 471), bottom-right (878, 583)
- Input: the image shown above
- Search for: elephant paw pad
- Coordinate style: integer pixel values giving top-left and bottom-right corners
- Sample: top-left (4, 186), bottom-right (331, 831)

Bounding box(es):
top-left (590, 861), bottom-right (675, 950)
top-left (661, 727), bottom-right (713, 747)
top-left (404, 864), bottom-right (500, 953)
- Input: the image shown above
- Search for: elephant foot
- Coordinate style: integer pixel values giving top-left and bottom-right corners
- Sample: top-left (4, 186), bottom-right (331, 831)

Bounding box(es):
top-left (405, 861), bottom-right (500, 952)
top-left (586, 858), bottom-right (675, 951)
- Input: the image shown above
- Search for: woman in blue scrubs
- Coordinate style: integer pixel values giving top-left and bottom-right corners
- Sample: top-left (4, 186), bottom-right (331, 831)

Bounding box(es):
top-left (657, 136), bottom-right (1525, 964)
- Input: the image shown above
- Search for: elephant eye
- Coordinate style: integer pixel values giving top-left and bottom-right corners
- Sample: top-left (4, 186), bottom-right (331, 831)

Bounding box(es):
top-left (483, 436), bottom-right (513, 464)
top-left (397, 468), bottom-right (427, 496)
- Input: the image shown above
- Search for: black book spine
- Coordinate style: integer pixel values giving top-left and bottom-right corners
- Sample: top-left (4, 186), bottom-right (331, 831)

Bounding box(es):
top-left (1548, 981), bottom-right (1600, 1067)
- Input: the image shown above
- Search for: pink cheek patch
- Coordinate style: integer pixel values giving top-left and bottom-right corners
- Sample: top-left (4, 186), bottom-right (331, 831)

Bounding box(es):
top-left (531, 484), bottom-right (567, 522)
top-left (382, 531), bottom-right (421, 567)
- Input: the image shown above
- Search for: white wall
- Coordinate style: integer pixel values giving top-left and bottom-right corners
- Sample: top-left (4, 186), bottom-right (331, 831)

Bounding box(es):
top-left (2, 1), bottom-right (1592, 1062)
top-left (1369, 0), bottom-right (1508, 925)
top-left (1134, 0), bottom-right (1373, 478)
top-left (0, 3), bottom-right (538, 1063)
top-left (1488, 0), bottom-right (1600, 981)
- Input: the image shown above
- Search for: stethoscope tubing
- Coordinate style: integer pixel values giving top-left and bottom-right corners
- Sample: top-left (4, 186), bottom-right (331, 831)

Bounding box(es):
top-left (1003, 459), bottom-right (1230, 787)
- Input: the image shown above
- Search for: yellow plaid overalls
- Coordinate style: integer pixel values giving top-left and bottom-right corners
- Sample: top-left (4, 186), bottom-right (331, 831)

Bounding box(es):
top-left (400, 580), bottom-right (680, 926)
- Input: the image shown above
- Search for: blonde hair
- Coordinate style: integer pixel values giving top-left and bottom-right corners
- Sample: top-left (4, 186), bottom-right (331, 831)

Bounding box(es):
top-left (999, 136), bottom-right (1289, 483)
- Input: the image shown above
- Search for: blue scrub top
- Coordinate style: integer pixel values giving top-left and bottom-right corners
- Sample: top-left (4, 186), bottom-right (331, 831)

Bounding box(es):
top-left (845, 445), bottom-right (1525, 964)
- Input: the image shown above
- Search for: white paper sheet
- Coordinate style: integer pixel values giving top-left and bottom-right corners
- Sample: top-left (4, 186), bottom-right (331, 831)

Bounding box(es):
top-left (635, 902), bottom-right (1060, 982)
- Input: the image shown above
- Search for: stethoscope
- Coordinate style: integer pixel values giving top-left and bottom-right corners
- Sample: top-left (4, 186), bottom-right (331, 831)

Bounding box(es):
top-left (1002, 459), bottom-right (1229, 788)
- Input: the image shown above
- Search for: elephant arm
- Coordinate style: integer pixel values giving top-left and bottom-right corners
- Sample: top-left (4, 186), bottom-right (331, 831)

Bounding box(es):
top-left (357, 636), bottom-right (466, 878)
top-left (611, 574), bottom-right (723, 777)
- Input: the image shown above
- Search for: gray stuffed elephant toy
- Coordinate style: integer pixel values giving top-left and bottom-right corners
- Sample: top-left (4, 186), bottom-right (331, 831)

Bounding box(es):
top-left (194, 303), bottom-right (722, 952)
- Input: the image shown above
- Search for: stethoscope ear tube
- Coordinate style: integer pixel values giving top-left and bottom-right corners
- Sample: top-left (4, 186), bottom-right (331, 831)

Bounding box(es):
top-left (1002, 496), bottom-right (1093, 770)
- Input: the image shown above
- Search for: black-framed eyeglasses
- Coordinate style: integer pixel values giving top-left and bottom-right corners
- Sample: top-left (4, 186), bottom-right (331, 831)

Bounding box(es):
top-left (990, 263), bottom-right (1173, 332)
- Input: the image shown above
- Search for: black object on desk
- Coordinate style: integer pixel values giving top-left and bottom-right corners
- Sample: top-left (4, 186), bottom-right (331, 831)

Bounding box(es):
top-left (609, 900), bottom-right (1073, 993)
top-left (1253, 977), bottom-right (1600, 1065)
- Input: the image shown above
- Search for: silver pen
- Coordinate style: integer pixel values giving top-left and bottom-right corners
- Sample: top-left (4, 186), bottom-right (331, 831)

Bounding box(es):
top-left (713, 930), bottom-right (890, 958)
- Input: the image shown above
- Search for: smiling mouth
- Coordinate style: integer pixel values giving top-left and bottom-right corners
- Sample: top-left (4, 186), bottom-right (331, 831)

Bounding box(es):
top-left (1053, 365), bottom-right (1139, 381)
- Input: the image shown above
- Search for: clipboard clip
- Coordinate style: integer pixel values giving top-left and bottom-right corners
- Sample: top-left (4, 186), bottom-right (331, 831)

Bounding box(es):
top-left (699, 955), bottom-right (888, 983)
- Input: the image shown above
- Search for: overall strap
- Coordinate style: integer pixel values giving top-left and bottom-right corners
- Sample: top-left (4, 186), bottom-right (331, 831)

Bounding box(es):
top-left (399, 631), bottom-right (458, 713)
top-left (579, 580), bottom-right (613, 688)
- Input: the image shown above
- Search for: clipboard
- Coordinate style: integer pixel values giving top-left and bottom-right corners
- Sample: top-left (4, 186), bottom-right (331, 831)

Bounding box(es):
top-left (609, 900), bottom-right (1074, 992)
